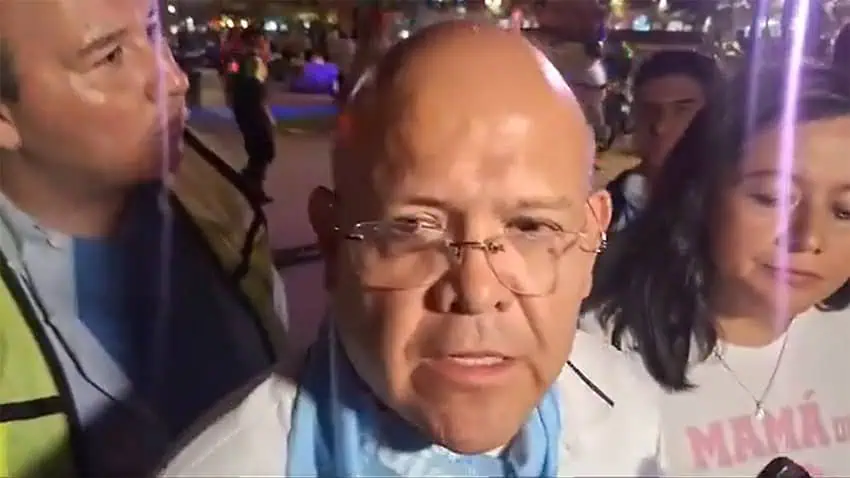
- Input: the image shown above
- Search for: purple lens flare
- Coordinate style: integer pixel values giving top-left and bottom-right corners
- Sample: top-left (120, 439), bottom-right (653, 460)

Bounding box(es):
top-left (776, 0), bottom-right (811, 332)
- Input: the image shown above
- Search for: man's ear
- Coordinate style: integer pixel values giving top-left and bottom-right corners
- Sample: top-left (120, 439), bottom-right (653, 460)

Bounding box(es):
top-left (0, 104), bottom-right (21, 151)
top-left (576, 188), bottom-right (612, 299)
top-left (308, 185), bottom-right (340, 288)
top-left (581, 188), bottom-right (612, 253)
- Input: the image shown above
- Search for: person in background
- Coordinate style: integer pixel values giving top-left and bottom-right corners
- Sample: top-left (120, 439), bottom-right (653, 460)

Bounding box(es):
top-left (225, 27), bottom-right (276, 203)
top-left (585, 64), bottom-right (850, 476)
top-left (601, 42), bottom-right (634, 149)
top-left (161, 21), bottom-right (662, 477)
top-left (339, 5), bottom-right (396, 104)
top-left (290, 50), bottom-right (340, 96)
top-left (606, 50), bottom-right (721, 233)
top-left (0, 0), bottom-right (289, 475)
top-left (568, 45), bottom-right (609, 150)
top-left (218, 28), bottom-right (241, 89)
top-left (528, 0), bottom-right (610, 148)
top-left (327, 28), bottom-right (356, 93)
top-left (522, 37), bottom-right (606, 142)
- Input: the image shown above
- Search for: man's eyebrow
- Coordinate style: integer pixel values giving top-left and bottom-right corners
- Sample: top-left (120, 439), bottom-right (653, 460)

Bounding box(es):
top-left (77, 28), bottom-right (128, 57)
top-left (391, 195), bottom-right (573, 211)
top-left (514, 196), bottom-right (573, 210)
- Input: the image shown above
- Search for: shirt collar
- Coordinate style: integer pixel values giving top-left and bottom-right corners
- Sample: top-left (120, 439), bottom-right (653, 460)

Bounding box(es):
top-left (0, 190), bottom-right (69, 272)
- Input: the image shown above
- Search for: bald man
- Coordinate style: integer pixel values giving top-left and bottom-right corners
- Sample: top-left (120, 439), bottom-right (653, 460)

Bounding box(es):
top-left (161, 22), bottom-right (662, 477)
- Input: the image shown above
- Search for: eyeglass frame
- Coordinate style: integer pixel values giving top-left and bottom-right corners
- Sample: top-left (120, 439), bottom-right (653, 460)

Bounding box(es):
top-left (332, 217), bottom-right (608, 296)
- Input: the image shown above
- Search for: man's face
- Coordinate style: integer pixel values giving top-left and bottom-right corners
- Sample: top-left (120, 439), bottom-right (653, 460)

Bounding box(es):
top-left (632, 73), bottom-right (705, 173)
top-left (713, 116), bottom-right (850, 319)
top-left (315, 86), bottom-right (611, 453)
top-left (0, 0), bottom-right (188, 188)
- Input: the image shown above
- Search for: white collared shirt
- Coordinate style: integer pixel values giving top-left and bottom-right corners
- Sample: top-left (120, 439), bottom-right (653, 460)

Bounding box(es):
top-left (159, 330), bottom-right (663, 477)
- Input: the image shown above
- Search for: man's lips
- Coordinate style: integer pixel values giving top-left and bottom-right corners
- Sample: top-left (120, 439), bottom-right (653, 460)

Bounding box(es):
top-left (420, 352), bottom-right (518, 388)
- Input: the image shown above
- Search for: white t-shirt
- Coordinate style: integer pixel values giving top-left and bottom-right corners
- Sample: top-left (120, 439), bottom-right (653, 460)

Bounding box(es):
top-left (658, 308), bottom-right (850, 476)
top-left (583, 307), bottom-right (850, 476)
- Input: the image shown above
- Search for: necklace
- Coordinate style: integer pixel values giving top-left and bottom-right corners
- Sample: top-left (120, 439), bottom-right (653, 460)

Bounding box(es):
top-left (712, 331), bottom-right (791, 421)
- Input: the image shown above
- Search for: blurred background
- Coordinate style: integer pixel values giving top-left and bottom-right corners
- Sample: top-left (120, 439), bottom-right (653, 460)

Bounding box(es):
top-left (160, 0), bottom-right (850, 79)
top-left (170, 0), bottom-right (850, 344)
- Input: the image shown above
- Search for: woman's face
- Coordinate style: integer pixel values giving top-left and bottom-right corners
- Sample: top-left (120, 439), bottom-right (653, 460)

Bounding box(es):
top-left (633, 74), bottom-right (706, 174)
top-left (713, 115), bottom-right (850, 318)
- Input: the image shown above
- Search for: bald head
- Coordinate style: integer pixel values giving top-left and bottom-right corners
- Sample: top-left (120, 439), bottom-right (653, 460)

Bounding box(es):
top-left (334, 21), bottom-right (592, 203)
top-left (311, 23), bottom-right (612, 456)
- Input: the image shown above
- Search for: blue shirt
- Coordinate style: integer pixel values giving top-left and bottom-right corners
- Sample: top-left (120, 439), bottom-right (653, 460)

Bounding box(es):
top-left (0, 187), bottom-right (272, 475)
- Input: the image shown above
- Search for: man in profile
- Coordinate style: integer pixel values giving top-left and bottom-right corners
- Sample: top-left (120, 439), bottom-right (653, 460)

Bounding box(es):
top-left (162, 21), bottom-right (661, 477)
top-left (0, 0), bottom-right (288, 475)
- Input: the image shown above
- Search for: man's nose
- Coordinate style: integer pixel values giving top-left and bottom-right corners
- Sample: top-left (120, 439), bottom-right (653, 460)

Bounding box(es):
top-left (447, 245), bottom-right (513, 315)
top-left (145, 43), bottom-right (189, 103)
top-left (783, 203), bottom-right (826, 254)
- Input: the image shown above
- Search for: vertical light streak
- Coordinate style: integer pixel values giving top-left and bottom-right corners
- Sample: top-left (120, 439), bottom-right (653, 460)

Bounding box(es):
top-left (776, 0), bottom-right (810, 331)
top-left (149, 0), bottom-right (175, 407)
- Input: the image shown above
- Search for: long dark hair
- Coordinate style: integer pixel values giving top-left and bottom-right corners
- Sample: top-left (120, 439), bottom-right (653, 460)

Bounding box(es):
top-left (585, 64), bottom-right (850, 391)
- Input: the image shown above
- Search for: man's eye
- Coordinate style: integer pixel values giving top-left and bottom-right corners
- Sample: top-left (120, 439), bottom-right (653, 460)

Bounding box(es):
top-left (96, 46), bottom-right (124, 67)
top-left (388, 218), bottom-right (420, 235)
top-left (389, 217), bottom-right (440, 235)
top-left (507, 217), bottom-right (562, 234)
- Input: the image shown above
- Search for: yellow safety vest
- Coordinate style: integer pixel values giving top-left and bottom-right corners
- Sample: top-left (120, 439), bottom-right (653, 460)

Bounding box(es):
top-left (0, 144), bottom-right (286, 477)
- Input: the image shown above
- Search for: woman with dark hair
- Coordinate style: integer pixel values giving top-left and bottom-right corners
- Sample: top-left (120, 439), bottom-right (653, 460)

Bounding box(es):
top-left (585, 64), bottom-right (850, 475)
top-left (606, 50), bottom-right (722, 233)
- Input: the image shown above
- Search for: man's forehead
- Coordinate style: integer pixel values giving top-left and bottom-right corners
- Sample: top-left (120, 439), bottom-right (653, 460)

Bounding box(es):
top-left (388, 111), bottom-right (587, 166)
top-left (367, 111), bottom-right (592, 202)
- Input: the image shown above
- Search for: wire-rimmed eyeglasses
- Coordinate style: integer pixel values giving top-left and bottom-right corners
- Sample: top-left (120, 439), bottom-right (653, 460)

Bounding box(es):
top-left (337, 219), bottom-right (595, 296)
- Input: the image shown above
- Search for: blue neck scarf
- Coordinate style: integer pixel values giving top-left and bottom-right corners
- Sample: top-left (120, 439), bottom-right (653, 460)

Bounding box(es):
top-left (287, 326), bottom-right (562, 477)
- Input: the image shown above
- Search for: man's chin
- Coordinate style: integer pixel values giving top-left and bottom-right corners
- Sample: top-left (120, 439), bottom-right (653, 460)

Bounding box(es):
top-left (433, 423), bottom-right (516, 455)
top-left (417, 404), bottom-right (527, 455)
